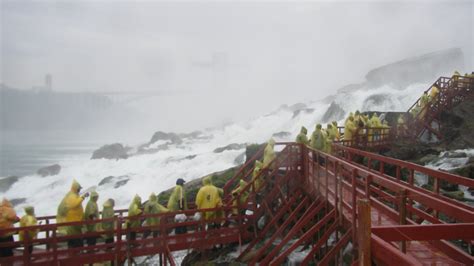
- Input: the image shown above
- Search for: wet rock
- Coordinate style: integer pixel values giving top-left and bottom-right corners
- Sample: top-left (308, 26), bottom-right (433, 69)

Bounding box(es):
top-left (114, 179), bottom-right (129, 188)
top-left (272, 131), bottom-right (291, 139)
top-left (234, 152), bottom-right (246, 165)
top-left (365, 48), bottom-right (463, 88)
top-left (450, 164), bottom-right (474, 179)
top-left (442, 151), bottom-right (468, 158)
top-left (362, 93), bottom-right (395, 111)
top-left (443, 190), bottom-right (465, 201)
top-left (468, 187), bottom-right (474, 196)
top-left (98, 175), bottom-right (130, 189)
top-left (440, 100), bottom-right (474, 149)
top-left (91, 143), bottom-right (129, 160)
top-left (245, 143), bottom-right (266, 163)
top-left (214, 143), bottom-right (246, 153)
top-left (321, 101), bottom-right (345, 123)
top-left (149, 131), bottom-right (183, 145)
top-left (185, 155), bottom-right (197, 160)
top-left (37, 164), bottom-right (61, 177)
top-left (98, 176), bottom-right (115, 186)
top-left (10, 198), bottom-right (26, 207)
top-left (178, 131), bottom-right (202, 139)
top-left (0, 176), bottom-right (19, 192)
top-left (419, 154), bottom-right (439, 165)
top-left (292, 108), bottom-right (314, 118)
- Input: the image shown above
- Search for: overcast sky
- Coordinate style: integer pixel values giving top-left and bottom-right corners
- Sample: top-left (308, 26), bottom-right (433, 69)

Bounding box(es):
top-left (1, 0), bottom-right (473, 132)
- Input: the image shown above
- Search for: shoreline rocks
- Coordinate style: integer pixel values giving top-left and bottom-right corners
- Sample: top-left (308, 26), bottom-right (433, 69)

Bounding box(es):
top-left (37, 164), bottom-right (61, 177)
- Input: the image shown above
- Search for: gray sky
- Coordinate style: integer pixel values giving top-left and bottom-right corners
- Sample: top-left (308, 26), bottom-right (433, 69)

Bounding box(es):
top-left (1, 0), bottom-right (473, 132)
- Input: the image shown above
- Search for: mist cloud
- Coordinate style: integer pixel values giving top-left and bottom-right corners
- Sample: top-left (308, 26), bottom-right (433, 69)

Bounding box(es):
top-left (1, 0), bottom-right (472, 132)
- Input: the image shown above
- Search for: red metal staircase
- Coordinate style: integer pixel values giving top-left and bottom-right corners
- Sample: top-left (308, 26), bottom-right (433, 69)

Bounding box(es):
top-left (407, 75), bottom-right (474, 140)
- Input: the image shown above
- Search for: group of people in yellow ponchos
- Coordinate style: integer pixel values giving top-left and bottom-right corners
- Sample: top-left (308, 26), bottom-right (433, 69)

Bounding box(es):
top-left (295, 121), bottom-right (341, 153)
top-left (295, 112), bottom-right (390, 153)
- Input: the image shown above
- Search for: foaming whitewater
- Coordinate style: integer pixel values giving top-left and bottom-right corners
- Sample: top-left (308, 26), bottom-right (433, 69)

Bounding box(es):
top-left (1, 83), bottom-right (428, 216)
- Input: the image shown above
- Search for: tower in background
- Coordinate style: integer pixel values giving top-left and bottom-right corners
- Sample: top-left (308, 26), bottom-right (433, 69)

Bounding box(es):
top-left (45, 73), bottom-right (52, 91)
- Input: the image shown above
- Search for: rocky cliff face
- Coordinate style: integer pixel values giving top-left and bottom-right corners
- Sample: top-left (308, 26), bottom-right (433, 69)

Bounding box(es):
top-left (440, 99), bottom-right (474, 149)
top-left (365, 48), bottom-right (464, 88)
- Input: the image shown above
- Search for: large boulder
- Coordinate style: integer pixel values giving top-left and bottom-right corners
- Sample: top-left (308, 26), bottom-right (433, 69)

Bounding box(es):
top-left (98, 175), bottom-right (130, 188)
top-left (214, 143), bottom-right (246, 153)
top-left (91, 143), bottom-right (129, 160)
top-left (365, 48), bottom-right (464, 88)
top-left (37, 164), bottom-right (61, 177)
top-left (272, 131), bottom-right (291, 139)
top-left (362, 93), bottom-right (396, 111)
top-left (149, 131), bottom-right (183, 145)
top-left (440, 100), bottom-right (474, 149)
top-left (321, 101), bottom-right (345, 123)
top-left (0, 176), bottom-right (19, 192)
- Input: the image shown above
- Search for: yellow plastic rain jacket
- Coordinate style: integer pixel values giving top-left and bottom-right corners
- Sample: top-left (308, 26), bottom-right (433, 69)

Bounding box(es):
top-left (19, 206), bottom-right (38, 241)
top-left (195, 177), bottom-right (222, 221)
top-left (0, 199), bottom-right (18, 237)
top-left (344, 118), bottom-right (356, 142)
top-left (101, 199), bottom-right (115, 238)
top-left (252, 160), bottom-right (264, 192)
top-left (84, 191), bottom-right (99, 232)
top-left (310, 125), bottom-right (326, 151)
top-left (231, 180), bottom-right (249, 215)
top-left (144, 193), bottom-right (168, 226)
top-left (295, 127), bottom-right (309, 145)
top-left (57, 180), bottom-right (85, 235)
top-left (167, 185), bottom-right (188, 211)
top-left (128, 195), bottom-right (142, 228)
top-left (263, 139), bottom-right (276, 168)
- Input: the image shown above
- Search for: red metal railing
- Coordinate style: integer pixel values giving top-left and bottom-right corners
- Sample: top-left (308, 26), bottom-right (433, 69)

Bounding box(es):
top-left (305, 144), bottom-right (474, 265)
top-left (2, 142), bottom-right (473, 264)
top-left (0, 143), bottom-right (301, 265)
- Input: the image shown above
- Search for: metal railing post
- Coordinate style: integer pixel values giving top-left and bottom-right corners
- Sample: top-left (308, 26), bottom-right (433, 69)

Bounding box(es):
top-left (351, 168), bottom-right (358, 258)
top-left (115, 216), bottom-right (122, 265)
top-left (357, 199), bottom-right (371, 266)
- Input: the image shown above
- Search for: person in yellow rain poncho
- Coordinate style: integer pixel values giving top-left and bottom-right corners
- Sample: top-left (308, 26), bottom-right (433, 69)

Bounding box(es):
top-left (369, 113), bottom-right (382, 142)
top-left (429, 85), bottom-right (439, 103)
top-left (0, 198), bottom-right (19, 257)
top-left (19, 206), bottom-right (39, 254)
top-left (167, 178), bottom-right (188, 212)
top-left (231, 179), bottom-right (249, 215)
top-left (310, 124), bottom-right (326, 152)
top-left (143, 193), bottom-right (169, 238)
top-left (397, 114), bottom-right (407, 136)
top-left (252, 160), bottom-right (264, 192)
top-left (127, 195), bottom-right (142, 242)
top-left (263, 139), bottom-right (276, 169)
top-left (332, 121), bottom-right (340, 141)
top-left (419, 92), bottom-right (430, 118)
top-left (56, 180), bottom-right (89, 248)
top-left (325, 124), bottom-right (336, 154)
top-left (295, 126), bottom-right (309, 145)
top-left (344, 116), bottom-right (356, 144)
top-left (84, 191), bottom-right (99, 248)
top-left (101, 199), bottom-right (115, 247)
top-left (195, 176), bottom-right (223, 227)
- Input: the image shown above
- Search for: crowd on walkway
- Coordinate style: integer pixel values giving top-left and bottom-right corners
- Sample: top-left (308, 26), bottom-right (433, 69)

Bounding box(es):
top-left (5, 73), bottom-right (470, 259)
top-left (0, 172), bottom-right (244, 258)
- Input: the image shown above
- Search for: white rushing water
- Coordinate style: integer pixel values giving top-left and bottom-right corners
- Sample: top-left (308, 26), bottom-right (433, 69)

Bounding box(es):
top-left (424, 148), bottom-right (474, 200)
top-left (0, 83), bottom-right (428, 216)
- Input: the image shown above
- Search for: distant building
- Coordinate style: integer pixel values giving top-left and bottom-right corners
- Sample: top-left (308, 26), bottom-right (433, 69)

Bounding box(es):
top-left (45, 74), bottom-right (52, 91)
top-left (32, 74), bottom-right (53, 92)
